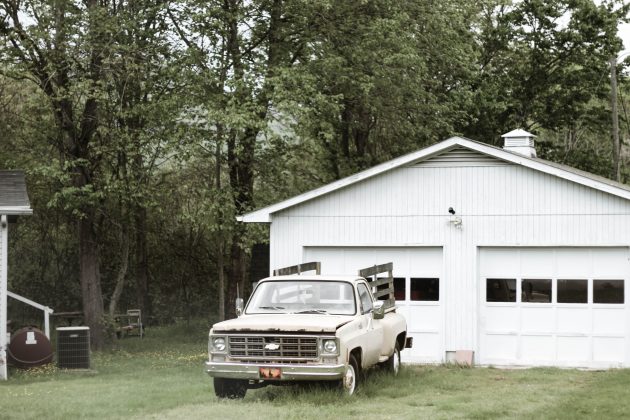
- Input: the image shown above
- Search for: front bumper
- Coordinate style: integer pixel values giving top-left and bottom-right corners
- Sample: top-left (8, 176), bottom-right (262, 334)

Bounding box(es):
top-left (206, 361), bottom-right (346, 381)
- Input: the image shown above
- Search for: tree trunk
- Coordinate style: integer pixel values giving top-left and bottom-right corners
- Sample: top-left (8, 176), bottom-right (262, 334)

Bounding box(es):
top-left (226, 240), bottom-right (247, 319)
top-left (108, 224), bottom-right (130, 318)
top-left (611, 56), bottom-right (621, 182)
top-left (79, 215), bottom-right (105, 350)
top-left (216, 133), bottom-right (225, 321)
top-left (217, 241), bottom-right (225, 320)
top-left (134, 205), bottom-right (150, 323)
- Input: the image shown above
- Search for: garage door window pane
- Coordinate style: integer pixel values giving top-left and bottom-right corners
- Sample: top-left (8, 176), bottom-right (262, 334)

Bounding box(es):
top-left (394, 277), bottom-right (405, 301)
top-left (410, 278), bottom-right (439, 301)
top-left (486, 278), bottom-right (516, 302)
top-left (557, 280), bottom-right (587, 303)
top-left (522, 279), bottom-right (551, 303)
top-left (594, 280), bottom-right (624, 304)
top-left (375, 277), bottom-right (403, 301)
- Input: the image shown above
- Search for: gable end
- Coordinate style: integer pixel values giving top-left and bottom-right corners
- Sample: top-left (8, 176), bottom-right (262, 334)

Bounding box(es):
top-left (409, 147), bottom-right (511, 168)
top-left (239, 137), bottom-right (630, 223)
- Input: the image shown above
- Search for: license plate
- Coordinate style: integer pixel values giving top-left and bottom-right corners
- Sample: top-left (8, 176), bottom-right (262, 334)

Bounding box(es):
top-left (259, 367), bottom-right (282, 379)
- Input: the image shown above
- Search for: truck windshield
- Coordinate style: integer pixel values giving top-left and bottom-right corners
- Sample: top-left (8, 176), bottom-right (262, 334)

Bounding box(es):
top-left (246, 281), bottom-right (356, 315)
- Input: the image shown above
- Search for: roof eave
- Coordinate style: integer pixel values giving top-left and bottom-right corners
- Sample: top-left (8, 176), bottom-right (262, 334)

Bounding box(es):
top-left (0, 207), bottom-right (33, 216)
top-left (238, 213), bottom-right (270, 223)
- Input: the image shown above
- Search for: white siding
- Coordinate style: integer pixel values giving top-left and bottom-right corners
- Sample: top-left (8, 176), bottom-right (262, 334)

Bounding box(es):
top-left (280, 165), bottom-right (630, 218)
top-left (269, 156), bottom-right (630, 355)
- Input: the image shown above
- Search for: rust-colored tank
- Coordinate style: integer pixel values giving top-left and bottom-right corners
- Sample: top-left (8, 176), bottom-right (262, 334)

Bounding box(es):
top-left (7, 326), bottom-right (53, 368)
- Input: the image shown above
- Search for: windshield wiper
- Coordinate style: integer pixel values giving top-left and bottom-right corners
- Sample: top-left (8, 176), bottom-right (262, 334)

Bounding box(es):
top-left (258, 306), bottom-right (285, 311)
top-left (293, 309), bottom-right (329, 315)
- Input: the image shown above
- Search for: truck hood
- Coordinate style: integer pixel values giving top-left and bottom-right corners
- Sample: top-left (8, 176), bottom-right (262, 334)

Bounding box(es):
top-left (212, 314), bottom-right (353, 333)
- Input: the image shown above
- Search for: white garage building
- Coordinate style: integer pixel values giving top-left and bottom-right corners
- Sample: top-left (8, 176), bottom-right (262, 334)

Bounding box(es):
top-left (240, 130), bottom-right (630, 368)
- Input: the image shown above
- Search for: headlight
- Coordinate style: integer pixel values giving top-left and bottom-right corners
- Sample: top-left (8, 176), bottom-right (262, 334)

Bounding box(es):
top-left (322, 339), bottom-right (337, 354)
top-left (212, 337), bottom-right (226, 352)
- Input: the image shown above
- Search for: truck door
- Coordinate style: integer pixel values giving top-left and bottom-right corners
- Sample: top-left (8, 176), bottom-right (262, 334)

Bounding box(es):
top-left (357, 282), bottom-right (384, 366)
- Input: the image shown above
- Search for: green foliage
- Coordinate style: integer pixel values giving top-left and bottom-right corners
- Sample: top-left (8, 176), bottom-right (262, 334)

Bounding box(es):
top-left (466, 0), bottom-right (627, 142)
top-left (283, 0), bottom-right (481, 179)
top-left (1, 0), bottom-right (629, 324)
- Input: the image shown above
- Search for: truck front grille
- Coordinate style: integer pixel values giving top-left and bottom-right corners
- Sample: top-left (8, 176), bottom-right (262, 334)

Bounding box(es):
top-left (228, 335), bottom-right (319, 361)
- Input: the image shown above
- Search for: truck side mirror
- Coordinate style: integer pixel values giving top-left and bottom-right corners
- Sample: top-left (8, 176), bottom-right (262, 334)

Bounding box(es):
top-left (373, 300), bottom-right (385, 319)
top-left (235, 298), bottom-right (244, 317)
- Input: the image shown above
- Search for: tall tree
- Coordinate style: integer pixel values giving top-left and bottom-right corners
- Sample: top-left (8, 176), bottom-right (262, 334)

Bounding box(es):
top-left (0, 0), bottom-right (179, 345)
top-left (1, 0), bottom-right (113, 347)
top-left (98, 0), bottom-right (183, 322)
top-left (466, 0), bottom-right (626, 144)
top-left (170, 0), bottom-right (305, 318)
top-left (283, 0), bottom-right (480, 179)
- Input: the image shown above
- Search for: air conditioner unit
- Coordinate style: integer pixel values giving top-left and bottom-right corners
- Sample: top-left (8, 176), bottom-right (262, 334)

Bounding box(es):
top-left (56, 327), bottom-right (90, 369)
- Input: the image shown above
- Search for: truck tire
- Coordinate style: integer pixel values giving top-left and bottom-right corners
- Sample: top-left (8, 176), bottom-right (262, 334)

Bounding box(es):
top-left (341, 354), bottom-right (359, 395)
top-left (383, 343), bottom-right (401, 376)
top-left (213, 377), bottom-right (247, 399)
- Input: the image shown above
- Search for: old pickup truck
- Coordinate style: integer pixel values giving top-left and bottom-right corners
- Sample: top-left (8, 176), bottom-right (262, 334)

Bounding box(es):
top-left (206, 262), bottom-right (412, 398)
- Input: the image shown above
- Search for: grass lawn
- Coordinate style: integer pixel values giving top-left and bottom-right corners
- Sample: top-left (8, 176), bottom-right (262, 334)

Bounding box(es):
top-left (2, 321), bottom-right (630, 419)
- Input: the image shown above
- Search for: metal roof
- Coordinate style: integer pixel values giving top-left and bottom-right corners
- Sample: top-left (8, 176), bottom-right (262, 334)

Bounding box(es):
top-left (478, 140), bottom-right (630, 194)
top-left (239, 137), bottom-right (630, 223)
top-left (0, 171), bottom-right (32, 215)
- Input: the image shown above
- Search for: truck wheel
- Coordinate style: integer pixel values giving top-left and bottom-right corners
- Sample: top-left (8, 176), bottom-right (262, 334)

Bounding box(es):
top-left (341, 355), bottom-right (359, 395)
top-left (213, 377), bottom-right (247, 399)
top-left (384, 343), bottom-right (401, 376)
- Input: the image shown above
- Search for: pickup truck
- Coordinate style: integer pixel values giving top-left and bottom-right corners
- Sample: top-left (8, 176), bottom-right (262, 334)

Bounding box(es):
top-left (206, 262), bottom-right (412, 398)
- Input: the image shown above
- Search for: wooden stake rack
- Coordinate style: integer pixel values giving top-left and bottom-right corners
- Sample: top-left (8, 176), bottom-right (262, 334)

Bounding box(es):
top-left (358, 262), bottom-right (395, 310)
top-left (272, 261), bottom-right (321, 276)
top-left (272, 261), bottom-right (395, 310)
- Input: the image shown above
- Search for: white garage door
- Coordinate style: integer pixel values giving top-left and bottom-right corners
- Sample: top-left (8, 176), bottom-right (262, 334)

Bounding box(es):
top-left (479, 247), bottom-right (630, 368)
top-left (303, 246), bottom-right (443, 363)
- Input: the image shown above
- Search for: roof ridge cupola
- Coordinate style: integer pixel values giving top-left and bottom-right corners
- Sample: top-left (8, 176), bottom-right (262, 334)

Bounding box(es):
top-left (501, 129), bottom-right (537, 158)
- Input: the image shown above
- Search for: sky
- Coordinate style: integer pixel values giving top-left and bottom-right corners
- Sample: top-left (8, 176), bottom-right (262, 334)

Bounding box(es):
top-left (621, 22), bottom-right (630, 55)
top-left (604, 0), bottom-right (630, 57)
